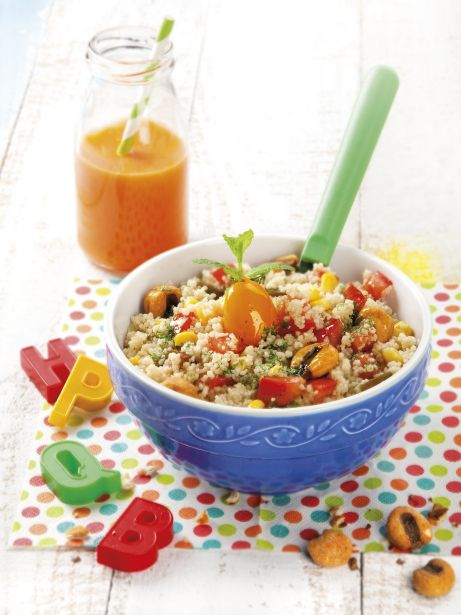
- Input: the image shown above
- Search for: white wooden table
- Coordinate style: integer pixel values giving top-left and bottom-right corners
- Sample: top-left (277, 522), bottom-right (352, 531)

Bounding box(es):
top-left (1, 1), bottom-right (461, 613)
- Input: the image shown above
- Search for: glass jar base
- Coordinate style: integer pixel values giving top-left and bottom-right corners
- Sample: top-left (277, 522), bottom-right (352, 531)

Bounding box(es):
top-left (78, 235), bottom-right (188, 275)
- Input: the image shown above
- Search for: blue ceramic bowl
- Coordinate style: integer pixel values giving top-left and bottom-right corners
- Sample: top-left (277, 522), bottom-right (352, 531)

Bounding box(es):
top-left (106, 237), bottom-right (431, 494)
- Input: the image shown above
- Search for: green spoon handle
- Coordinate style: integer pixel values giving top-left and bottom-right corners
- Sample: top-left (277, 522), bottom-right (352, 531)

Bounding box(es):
top-left (300, 65), bottom-right (399, 267)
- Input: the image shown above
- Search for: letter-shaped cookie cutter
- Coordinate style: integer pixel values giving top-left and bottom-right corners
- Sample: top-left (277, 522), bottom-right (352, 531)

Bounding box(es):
top-left (40, 440), bottom-right (121, 504)
top-left (97, 498), bottom-right (174, 572)
top-left (20, 338), bottom-right (76, 403)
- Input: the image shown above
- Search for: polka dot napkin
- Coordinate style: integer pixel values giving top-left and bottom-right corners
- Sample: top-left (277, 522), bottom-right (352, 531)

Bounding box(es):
top-left (9, 278), bottom-right (461, 555)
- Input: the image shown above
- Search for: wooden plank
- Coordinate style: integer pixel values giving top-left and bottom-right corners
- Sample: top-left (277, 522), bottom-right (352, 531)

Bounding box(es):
top-left (188, 0), bottom-right (362, 245)
top-left (360, 0), bottom-right (461, 279)
top-left (2, 551), bottom-right (112, 615)
top-left (108, 550), bottom-right (361, 615)
top-left (363, 553), bottom-right (461, 614)
top-left (0, 1), bottom-right (206, 614)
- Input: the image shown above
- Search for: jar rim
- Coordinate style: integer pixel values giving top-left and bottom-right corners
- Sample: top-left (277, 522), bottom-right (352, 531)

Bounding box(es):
top-left (87, 26), bottom-right (174, 84)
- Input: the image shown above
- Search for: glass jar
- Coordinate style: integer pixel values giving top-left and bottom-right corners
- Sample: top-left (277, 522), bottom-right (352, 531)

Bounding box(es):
top-left (75, 26), bottom-right (188, 272)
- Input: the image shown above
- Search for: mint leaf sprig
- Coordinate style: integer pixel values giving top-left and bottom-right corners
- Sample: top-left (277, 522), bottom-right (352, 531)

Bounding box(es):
top-left (223, 229), bottom-right (254, 274)
top-left (193, 229), bottom-right (295, 282)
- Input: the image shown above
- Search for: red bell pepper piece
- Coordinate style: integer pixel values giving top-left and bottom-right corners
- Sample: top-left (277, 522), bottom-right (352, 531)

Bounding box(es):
top-left (207, 334), bottom-right (245, 354)
top-left (172, 312), bottom-right (197, 333)
top-left (278, 316), bottom-right (315, 335)
top-left (308, 378), bottom-right (337, 401)
top-left (315, 318), bottom-right (343, 348)
top-left (363, 271), bottom-right (393, 300)
top-left (204, 375), bottom-right (235, 388)
top-left (344, 283), bottom-right (367, 312)
top-left (354, 353), bottom-right (379, 379)
top-left (350, 330), bottom-right (376, 353)
top-left (211, 264), bottom-right (235, 286)
top-left (257, 376), bottom-right (306, 407)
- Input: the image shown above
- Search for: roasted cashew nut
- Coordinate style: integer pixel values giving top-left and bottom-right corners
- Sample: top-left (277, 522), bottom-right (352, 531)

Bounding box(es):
top-left (386, 506), bottom-right (432, 551)
top-left (412, 558), bottom-right (456, 598)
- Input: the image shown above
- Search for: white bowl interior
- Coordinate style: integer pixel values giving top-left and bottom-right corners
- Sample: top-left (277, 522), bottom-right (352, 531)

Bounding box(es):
top-left (106, 236), bottom-right (431, 417)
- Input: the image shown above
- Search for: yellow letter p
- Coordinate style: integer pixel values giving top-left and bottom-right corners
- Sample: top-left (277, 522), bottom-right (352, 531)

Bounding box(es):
top-left (49, 355), bottom-right (113, 428)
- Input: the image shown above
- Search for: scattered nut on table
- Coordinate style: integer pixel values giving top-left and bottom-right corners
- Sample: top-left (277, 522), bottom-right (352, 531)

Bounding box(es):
top-left (329, 505), bottom-right (347, 528)
top-left (224, 490), bottom-right (240, 505)
top-left (427, 502), bottom-right (449, 526)
top-left (138, 465), bottom-right (159, 478)
top-left (306, 529), bottom-right (353, 568)
top-left (412, 558), bottom-right (456, 598)
top-left (65, 525), bottom-right (89, 540)
top-left (386, 506), bottom-right (432, 550)
top-left (196, 510), bottom-right (209, 524)
top-left (348, 557), bottom-right (359, 571)
top-left (121, 473), bottom-right (135, 491)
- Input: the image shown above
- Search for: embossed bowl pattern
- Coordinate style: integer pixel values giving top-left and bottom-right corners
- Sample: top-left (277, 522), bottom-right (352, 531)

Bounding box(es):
top-left (105, 237), bottom-right (432, 494)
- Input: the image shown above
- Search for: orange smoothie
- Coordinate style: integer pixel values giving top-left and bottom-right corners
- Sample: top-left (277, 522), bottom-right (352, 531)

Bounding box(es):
top-left (75, 119), bottom-right (187, 272)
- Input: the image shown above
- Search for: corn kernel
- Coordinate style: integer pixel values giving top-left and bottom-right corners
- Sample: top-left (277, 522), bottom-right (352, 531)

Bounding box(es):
top-left (153, 320), bottom-right (162, 326)
top-left (311, 298), bottom-right (331, 310)
top-left (248, 399), bottom-right (265, 409)
top-left (174, 331), bottom-right (198, 346)
top-left (237, 358), bottom-right (248, 370)
top-left (185, 297), bottom-right (199, 305)
top-left (129, 357), bottom-right (139, 365)
top-left (195, 307), bottom-right (209, 324)
top-left (196, 304), bottom-right (223, 324)
top-left (382, 347), bottom-right (403, 364)
top-left (394, 320), bottom-right (413, 336)
top-left (321, 272), bottom-right (339, 293)
top-left (309, 287), bottom-right (321, 302)
top-left (269, 364), bottom-right (284, 376)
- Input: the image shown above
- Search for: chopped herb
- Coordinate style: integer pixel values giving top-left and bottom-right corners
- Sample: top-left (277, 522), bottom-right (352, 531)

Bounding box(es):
top-left (286, 366), bottom-right (304, 376)
top-left (265, 339), bottom-right (289, 352)
top-left (154, 323), bottom-right (175, 340)
top-left (222, 365), bottom-right (235, 377)
top-left (351, 317), bottom-right (374, 335)
top-left (241, 375), bottom-right (256, 387)
top-left (262, 324), bottom-right (279, 337)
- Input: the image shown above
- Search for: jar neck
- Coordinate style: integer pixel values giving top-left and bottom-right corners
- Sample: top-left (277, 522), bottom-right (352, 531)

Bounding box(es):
top-left (86, 26), bottom-right (174, 85)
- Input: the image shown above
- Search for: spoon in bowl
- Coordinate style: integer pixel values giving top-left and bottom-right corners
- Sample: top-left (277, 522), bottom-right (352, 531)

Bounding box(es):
top-left (298, 65), bottom-right (399, 272)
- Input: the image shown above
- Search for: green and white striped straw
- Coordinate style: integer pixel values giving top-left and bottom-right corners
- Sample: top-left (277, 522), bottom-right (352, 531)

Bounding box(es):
top-left (117, 17), bottom-right (175, 156)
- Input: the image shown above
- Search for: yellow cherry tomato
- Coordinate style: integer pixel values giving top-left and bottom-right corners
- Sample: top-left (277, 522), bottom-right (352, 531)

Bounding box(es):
top-left (223, 279), bottom-right (278, 346)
